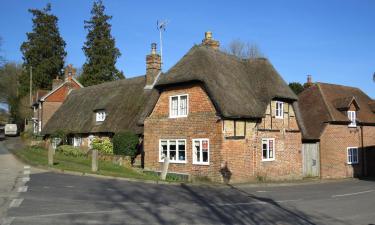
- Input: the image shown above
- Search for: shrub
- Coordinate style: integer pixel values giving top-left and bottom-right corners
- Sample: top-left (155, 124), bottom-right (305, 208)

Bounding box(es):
top-left (112, 131), bottom-right (139, 157)
top-left (50, 130), bottom-right (67, 145)
top-left (92, 137), bottom-right (113, 155)
top-left (56, 145), bottom-right (85, 157)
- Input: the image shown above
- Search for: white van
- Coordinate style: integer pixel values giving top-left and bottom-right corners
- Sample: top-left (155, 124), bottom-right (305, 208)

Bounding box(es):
top-left (4, 124), bottom-right (18, 136)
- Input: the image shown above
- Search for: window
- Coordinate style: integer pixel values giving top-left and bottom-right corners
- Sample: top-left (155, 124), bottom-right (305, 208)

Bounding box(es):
top-left (348, 111), bottom-right (356, 127)
top-left (169, 95), bottom-right (188, 118)
top-left (275, 101), bottom-right (284, 119)
top-left (73, 136), bottom-right (82, 147)
top-left (159, 139), bottom-right (186, 163)
top-left (193, 139), bottom-right (209, 165)
top-left (347, 147), bottom-right (358, 164)
top-left (262, 138), bottom-right (275, 161)
top-left (96, 111), bottom-right (106, 122)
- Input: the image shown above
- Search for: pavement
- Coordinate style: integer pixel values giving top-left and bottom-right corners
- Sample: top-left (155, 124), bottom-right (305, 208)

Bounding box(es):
top-left (1, 137), bottom-right (375, 225)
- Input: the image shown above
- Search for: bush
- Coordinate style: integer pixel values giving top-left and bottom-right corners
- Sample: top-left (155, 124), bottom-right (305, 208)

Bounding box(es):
top-left (92, 137), bottom-right (113, 155)
top-left (50, 130), bottom-right (67, 145)
top-left (112, 131), bottom-right (139, 157)
top-left (56, 145), bottom-right (85, 157)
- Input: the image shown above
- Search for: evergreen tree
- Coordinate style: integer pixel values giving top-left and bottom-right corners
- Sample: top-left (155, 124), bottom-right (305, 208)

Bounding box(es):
top-left (288, 82), bottom-right (304, 95)
top-left (80, 0), bottom-right (124, 87)
top-left (20, 4), bottom-right (66, 96)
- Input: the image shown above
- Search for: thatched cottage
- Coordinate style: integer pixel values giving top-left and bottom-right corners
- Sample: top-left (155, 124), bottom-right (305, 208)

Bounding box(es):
top-left (298, 81), bottom-right (375, 178)
top-left (43, 32), bottom-right (303, 183)
top-left (32, 65), bottom-right (83, 135)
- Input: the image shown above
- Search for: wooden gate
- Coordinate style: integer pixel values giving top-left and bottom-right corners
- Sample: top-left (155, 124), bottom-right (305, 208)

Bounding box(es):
top-left (302, 143), bottom-right (320, 177)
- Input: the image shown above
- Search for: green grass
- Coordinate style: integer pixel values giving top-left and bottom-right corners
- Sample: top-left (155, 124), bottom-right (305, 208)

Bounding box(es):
top-left (11, 146), bottom-right (167, 181)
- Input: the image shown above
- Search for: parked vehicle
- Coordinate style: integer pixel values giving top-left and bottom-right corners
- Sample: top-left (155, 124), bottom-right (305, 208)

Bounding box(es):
top-left (4, 124), bottom-right (18, 136)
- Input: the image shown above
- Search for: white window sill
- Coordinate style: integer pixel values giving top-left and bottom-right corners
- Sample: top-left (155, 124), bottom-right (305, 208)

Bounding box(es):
top-left (169, 115), bottom-right (188, 119)
top-left (158, 160), bottom-right (186, 164)
top-left (262, 159), bottom-right (275, 162)
top-left (347, 162), bottom-right (358, 165)
top-left (192, 162), bottom-right (210, 166)
top-left (348, 125), bottom-right (357, 128)
top-left (275, 116), bottom-right (284, 119)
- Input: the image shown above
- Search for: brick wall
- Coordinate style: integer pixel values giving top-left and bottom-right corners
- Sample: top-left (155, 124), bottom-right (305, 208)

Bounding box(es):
top-left (144, 84), bottom-right (223, 182)
top-left (320, 124), bottom-right (375, 178)
top-left (144, 83), bottom-right (303, 183)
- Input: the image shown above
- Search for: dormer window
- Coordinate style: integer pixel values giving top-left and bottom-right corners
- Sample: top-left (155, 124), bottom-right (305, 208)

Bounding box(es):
top-left (169, 94), bottom-right (188, 118)
top-left (348, 111), bottom-right (356, 127)
top-left (275, 101), bottom-right (284, 119)
top-left (96, 110), bottom-right (106, 122)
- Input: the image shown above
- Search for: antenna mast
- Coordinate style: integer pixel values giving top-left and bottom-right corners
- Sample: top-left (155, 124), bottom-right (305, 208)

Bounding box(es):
top-left (157, 20), bottom-right (168, 69)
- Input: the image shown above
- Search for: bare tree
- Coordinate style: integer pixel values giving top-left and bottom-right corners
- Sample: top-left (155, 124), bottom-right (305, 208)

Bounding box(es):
top-left (223, 39), bottom-right (264, 59)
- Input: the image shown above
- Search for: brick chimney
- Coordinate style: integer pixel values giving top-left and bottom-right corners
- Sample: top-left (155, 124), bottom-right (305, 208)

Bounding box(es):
top-left (64, 64), bottom-right (76, 82)
top-left (145, 43), bottom-right (161, 88)
top-left (201, 31), bottom-right (220, 49)
top-left (52, 75), bottom-right (63, 89)
top-left (304, 74), bottom-right (313, 88)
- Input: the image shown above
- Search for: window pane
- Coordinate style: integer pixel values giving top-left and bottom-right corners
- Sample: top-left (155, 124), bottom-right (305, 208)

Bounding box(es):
top-left (171, 97), bottom-right (178, 116)
top-left (180, 95), bottom-right (187, 116)
top-left (161, 141), bottom-right (167, 158)
top-left (194, 141), bottom-right (201, 162)
top-left (169, 140), bottom-right (176, 160)
top-left (178, 140), bottom-right (185, 161)
top-left (262, 143), bottom-right (268, 159)
top-left (203, 151), bottom-right (208, 162)
top-left (269, 140), bottom-right (274, 158)
top-left (353, 149), bottom-right (358, 163)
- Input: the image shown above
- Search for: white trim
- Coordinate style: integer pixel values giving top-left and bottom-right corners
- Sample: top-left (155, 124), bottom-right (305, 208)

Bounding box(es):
top-left (169, 94), bottom-right (189, 118)
top-left (347, 111), bottom-right (357, 127)
top-left (347, 147), bottom-right (358, 164)
top-left (159, 139), bottom-right (187, 163)
top-left (96, 110), bottom-right (106, 122)
top-left (275, 101), bottom-right (284, 119)
top-left (192, 138), bottom-right (210, 165)
top-left (261, 138), bottom-right (275, 161)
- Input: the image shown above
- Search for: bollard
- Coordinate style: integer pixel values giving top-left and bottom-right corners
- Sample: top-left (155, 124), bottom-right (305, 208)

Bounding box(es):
top-left (92, 149), bottom-right (98, 172)
top-left (48, 145), bottom-right (54, 166)
top-left (160, 156), bottom-right (170, 180)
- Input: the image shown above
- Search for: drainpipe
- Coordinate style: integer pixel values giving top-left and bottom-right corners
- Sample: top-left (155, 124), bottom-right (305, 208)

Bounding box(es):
top-left (361, 125), bottom-right (366, 177)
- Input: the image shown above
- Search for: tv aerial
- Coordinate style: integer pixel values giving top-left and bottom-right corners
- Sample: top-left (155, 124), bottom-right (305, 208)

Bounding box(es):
top-left (157, 20), bottom-right (169, 68)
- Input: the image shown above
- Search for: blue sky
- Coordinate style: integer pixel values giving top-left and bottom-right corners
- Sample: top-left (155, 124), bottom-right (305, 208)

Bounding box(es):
top-left (0, 0), bottom-right (374, 98)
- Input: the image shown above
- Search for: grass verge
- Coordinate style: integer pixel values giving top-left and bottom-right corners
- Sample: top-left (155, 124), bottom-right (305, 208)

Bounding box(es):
top-left (11, 145), bottom-right (180, 182)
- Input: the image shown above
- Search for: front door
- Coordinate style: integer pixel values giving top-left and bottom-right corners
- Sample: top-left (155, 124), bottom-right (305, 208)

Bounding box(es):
top-left (302, 143), bottom-right (320, 177)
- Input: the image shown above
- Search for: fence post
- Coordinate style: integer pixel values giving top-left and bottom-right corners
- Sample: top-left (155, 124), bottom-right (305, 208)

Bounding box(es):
top-left (160, 155), bottom-right (169, 180)
top-left (92, 149), bottom-right (98, 172)
top-left (48, 144), bottom-right (54, 166)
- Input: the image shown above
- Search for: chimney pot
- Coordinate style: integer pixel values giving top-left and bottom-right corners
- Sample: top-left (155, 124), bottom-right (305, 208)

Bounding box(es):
top-left (202, 31), bottom-right (220, 49)
top-left (151, 43), bottom-right (157, 55)
top-left (307, 75), bottom-right (312, 84)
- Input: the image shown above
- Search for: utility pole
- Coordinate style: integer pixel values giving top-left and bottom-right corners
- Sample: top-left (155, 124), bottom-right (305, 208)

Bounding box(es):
top-left (29, 66), bottom-right (32, 106)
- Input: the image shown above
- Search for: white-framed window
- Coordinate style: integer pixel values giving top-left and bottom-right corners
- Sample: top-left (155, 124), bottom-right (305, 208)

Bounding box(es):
top-left (38, 121), bottom-right (42, 133)
top-left (169, 94), bottom-right (188, 118)
top-left (262, 138), bottom-right (275, 161)
top-left (96, 110), bottom-right (106, 122)
top-left (192, 139), bottom-right (209, 165)
top-left (275, 101), bottom-right (284, 119)
top-left (159, 139), bottom-right (186, 163)
top-left (347, 111), bottom-right (356, 127)
top-left (347, 147), bottom-right (358, 164)
top-left (52, 137), bottom-right (61, 150)
top-left (73, 136), bottom-right (82, 147)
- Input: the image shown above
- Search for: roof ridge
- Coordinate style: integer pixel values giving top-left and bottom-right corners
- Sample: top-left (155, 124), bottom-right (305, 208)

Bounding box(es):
top-left (317, 83), bottom-right (335, 121)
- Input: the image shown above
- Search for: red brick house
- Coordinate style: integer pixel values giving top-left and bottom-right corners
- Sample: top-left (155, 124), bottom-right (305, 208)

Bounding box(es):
top-left (142, 32), bottom-right (302, 183)
top-left (297, 81), bottom-right (375, 178)
top-left (32, 64), bottom-right (83, 134)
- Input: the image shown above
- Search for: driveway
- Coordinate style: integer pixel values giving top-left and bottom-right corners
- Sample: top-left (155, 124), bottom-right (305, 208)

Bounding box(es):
top-left (1, 138), bottom-right (375, 225)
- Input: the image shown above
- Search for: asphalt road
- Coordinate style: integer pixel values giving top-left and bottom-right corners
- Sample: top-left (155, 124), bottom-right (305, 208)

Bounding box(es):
top-left (1, 137), bottom-right (375, 225)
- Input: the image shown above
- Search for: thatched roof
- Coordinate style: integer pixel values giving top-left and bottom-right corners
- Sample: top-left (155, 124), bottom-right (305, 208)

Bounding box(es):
top-left (297, 82), bottom-right (375, 140)
top-left (42, 76), bottom-right (159, 135)
top-left (154, 45), bottom-right (297, 119)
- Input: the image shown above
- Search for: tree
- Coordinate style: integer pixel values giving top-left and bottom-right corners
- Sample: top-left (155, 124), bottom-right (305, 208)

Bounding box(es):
top-left (288, 82), bottom-right (305, 95)
top-left (20, 3), bottom-right (66, 97)
top-left (80, 0), bottom-right (124, 87)
top-left (223, 39), bottom-right (264, 59)
top-left (0, 63), bottom-right (31, 125)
